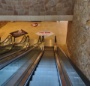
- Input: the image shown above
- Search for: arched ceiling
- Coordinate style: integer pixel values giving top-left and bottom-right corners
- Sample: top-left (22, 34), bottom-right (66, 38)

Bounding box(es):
top-left (0, 0), bottom-right (74, 15)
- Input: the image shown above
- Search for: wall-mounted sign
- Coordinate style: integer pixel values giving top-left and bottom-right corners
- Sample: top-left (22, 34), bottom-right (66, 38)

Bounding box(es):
top-left (10, 29), bottom-right (28, 38)
top-left (36, 31), bottom-right (54, 36)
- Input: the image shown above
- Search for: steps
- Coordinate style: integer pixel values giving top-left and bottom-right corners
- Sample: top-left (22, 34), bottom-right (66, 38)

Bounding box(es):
top-left (29, 50), bottom-right (60, 86)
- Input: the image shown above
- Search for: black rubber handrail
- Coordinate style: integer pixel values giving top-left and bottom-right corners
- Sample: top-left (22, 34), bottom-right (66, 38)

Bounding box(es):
top-left (56, 48), bottom-right (74, 86)
top-left (0, 41), bottom-right (40, 61)
top-left (53, 43), bottom-right (70, 86)
top-left (0, 42), bottom-right (33, 61)
top-left (55, 51), bottom-right (68, 86)
top-left (0, 48), bottom-right (25, 60)
top-left (14, 35), bottom-right (27, 45)
top-left (58, 48), bottom-right (90, 86)
top-left (1, 50), bottom-right (42, 86)
top-left (58, 47), bottom-right (90, 86)
top-left (19, 35), bottom-right (27, 44)
top-left (14, 51), bottom-right (43, 86)
top-left (0, 45), bottom-right (39, 70)
top-left (0, 44), bottom-right (13, 48)
top-left (0, 35), bottom-right (12, 45)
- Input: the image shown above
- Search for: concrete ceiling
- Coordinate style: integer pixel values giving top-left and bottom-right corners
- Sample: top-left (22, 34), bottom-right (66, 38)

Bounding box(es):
top-left (0, 0), bottom-right (74, 15)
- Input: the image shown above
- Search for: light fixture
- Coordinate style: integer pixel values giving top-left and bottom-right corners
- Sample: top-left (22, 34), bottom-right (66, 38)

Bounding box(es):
top-left (31, 22), bottom-right (39, 27)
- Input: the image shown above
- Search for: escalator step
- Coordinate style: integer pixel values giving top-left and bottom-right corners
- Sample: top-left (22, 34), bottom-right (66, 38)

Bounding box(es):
top-left (30, 80), bottom-right (59, 86)
top-left (34, 71), bottom-right (57, 75)
top-left (36, 67), bottom-right (56, 69)
top-left (38, 64), bottom-right (56, 66)
top-left (35, 70), bottom-right (57, 72)
top-left (32, 74), bottom-right (58, 78)
top-left (32, 77), bottom-right (58, 82)
top-left (39, 63), bottom-right (56, 65)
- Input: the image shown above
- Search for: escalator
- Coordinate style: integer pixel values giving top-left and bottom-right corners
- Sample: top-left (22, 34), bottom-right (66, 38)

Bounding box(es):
top-left (0, 43), bottom-right (39, 70)
top-left (57, 48), bottom-right (88, 86)
top-left (13, 35), bottom-right (30, 50)
top-left (14, 47), bottom-right (62, 86)
top-left (0, 35), bottom-right (13, 47)
top-left (0, 35), bottom-right (13, 55)
top-left (17, 47), bottom-right (87, 86)
top-left (0, 46), bottom-right (87, 86)
top-left (0, 29), bottom-right (30, 55)
top-left (0, 47), bottom-right (60, 86)
top-left (0, 47), bottom-right (41, 86)
top-left (29, 47), bottom-right (60, 86)
top-left (0, 35), bottom-right (30, 57)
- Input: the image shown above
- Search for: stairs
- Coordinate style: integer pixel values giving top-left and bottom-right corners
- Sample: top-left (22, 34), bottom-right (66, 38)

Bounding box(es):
top-left (29, 50), bottom-right (60, 86)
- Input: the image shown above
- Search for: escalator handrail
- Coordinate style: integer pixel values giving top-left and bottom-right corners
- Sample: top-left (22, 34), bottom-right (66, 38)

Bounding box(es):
top-left (19, 35), bottom-right (27, 43)
top-left (0, 42), bottom-right (40, 61)
top-left (21, 35), bottom-right (30, 48)
top-left (58, 47), bottom-right (90, 86)
top-left (54, 51), bottom-right (68, 86)
top-left (21, 35), bottom-right (30, 49)
top-left (0, 44), bottom-right (41, 70)
top-left (0, 44), bottom-right (13, 49)
top-left (14, 35), bottom-right (27, 45)
top-left (17, 52), bottom-right (43, 86)
top-left (2, 51), bottom-right (43, 86)
top-left (13, 35), bottom-right (30, 48)
top-left (57, 47), bottom-right (74, 86)
top-left (0, 35), bottom-right (12, 44)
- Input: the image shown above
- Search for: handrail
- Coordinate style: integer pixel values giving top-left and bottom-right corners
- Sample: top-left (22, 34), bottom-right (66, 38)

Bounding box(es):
top-left (23, 35), bottom-right (30, 48)
top-left (60, 62), bottom-right (73, 86)
top-left (0, 35), bottom-right (13, 46)
top-left (14, 35), bottom-right (30, 48)
top-left (0, 37), bottom-right (1, 42)
top-left (19, 35), bottom-right (27, 43)
top-left (0, 35), bottom-right (12, 43)
top-left (0, 44), bottom-right (13, 48)
top-left (0, 44), bottom-right (40, 70)
top-left (55, 51), bottom-right (67, 86)
top-left (58, 47), bottom-right (90, 86)
top-left (15, 35), bottom-right (27, 44)
top-left (17, 52), bottom-right (43, 86)
top-left (57, 47), bottom-right (73, 86)
top-left (0, 42), bottom-right (40, 61)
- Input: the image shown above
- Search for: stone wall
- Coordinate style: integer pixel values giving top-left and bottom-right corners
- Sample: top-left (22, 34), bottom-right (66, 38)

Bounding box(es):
top-left (67, 0), bottom-right (90, 81)
top-left (0, 0), bottom-right (74, 15)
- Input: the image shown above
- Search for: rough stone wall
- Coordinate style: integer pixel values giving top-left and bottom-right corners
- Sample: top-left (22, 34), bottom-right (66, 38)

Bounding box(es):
top-left (67, 0), bottom-right (90, 80)
top-left (0, 0), bottom-right (74, 15)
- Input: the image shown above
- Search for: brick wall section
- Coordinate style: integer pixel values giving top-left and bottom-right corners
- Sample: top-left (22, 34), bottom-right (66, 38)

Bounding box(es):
top-left (0, 0), bottom-right (74, 15)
